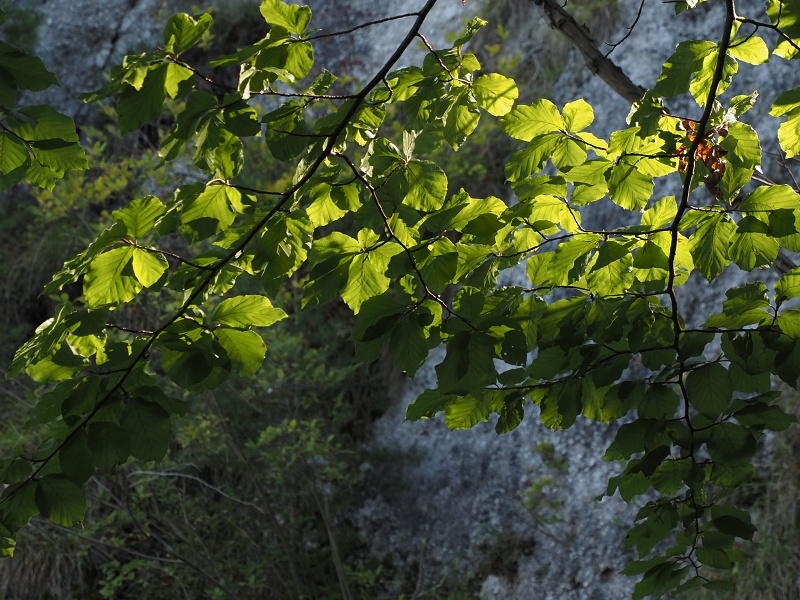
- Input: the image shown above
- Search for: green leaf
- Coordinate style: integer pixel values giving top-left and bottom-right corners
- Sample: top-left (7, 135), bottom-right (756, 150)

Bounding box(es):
top-left (501, 99), bottom-right (565, 141)
top-left (163, 12), bottom-right (212, 55)
top-left (696, 547), bottom-right (732, 569)
top-left (342, 252), bottom-right (392, 314)
top-left (728, 216), bottom-right (779, 271)
top-left (0, 41), bottom-right (59, 94)
top-left (608, 159), bottom-right (652, 211)
top-left (778, 309), bottom-right (800, 338)
top-left (180, 184), bottom-right (241, 237)
top-left (88, 422), bottom-right (131, 471)
top-left (452, 16), bottom-right (488, 47)
top-left (264, 101), bottom-right (310, 161)
top-left (562, 99), bottom-right (594, 131)
top-left (641, 196), bottom-right (677, 229)
top-left (581, 378), bottom-right (625, 423)
top-left (444, 395), bottom-right (492, 430)
top-left (604, 419), bottom-right (667, 461)
top-left (734, 403), bottom-right (795, 431)
top-left (690, 51), bottom-right (737, 105)
top-left (10, 105), bottom-right (87, 173)
top-left (651, 460), bottom-right (690, 494)
top-left (551, 137), bottom-right (587, 169)
top-left (113, 195), bottom-right (166, 238)
top-left (547, 234), bottom-right (600, 286)
top-left (35, 476), bottom-right (85, 527)
top-left (59, 430), bottom-right (94, 485)
top-left (406, 388), bottom-right (454, 421)
top-left (777, 267), bottom-right (800, 303)
top-left (120, 399), bottom-right (172, 462)
top-left (212, 295), bottom-right (287, 328)
top-left (214, 328), bottom-right (266, 376)
top-left (638, 386), bottom-right (680, 420)
top-left (625, 502), bottom-right (678, 557)
top-left (654, 40), bottom-right (715, 98)
top-left (165, 62), bottom-right (194, 98)
top-left (707, 422), bottom-right (756, 466)
top-left (401, 159), bottom-right (448, 212)
top-left (496, 396), bottom-right (525, 434)
top-left (779, 114), bottom-right (800, 158)
top-left (259, 0), bottom-right (312, 35)
top-left (0, 482), bottom-right (38, 534)
top-left (306, 182), bottom-right (359, 227)
top-left (25, 343), bottom-right (88, 383)
top-left (770, 87), bottom-right (800, 118)
top-left (719, 122), bottom-right (761, 171)
top-left (473, 73), bottom-right (518, 116)
top-left (84, 246), bottom-right (142, 309)
top-left (131, 248), bottom-right (168, 288)
top-left (767, 0), bottom-right (800, 59)
top-left (504, 134), bottom-right (560, 182)
top-left (0, 132), bottom-right (30, 189)
top-left (689, 213), bottom-right (734, 280)
top-left (710, 503), bottom-right (755, 539)
top-left (728, 35), bottom-right (769, 65)
top-left (389, 316), bottom-right (429, 375)
top-left (117, 64), bottom-right (167, 135)
top-left (443, 91), bottom-right (480, 149)
top-left (585, 241), bottom-right (634, 296)
top-left (737, 184), bottom-right (800, 211)
top-left (685, 363), bottom-right (732, 418)
top-left (770, 88), bottom-right (800, 156)
top-left (255, 211), bottom-right (313, 295)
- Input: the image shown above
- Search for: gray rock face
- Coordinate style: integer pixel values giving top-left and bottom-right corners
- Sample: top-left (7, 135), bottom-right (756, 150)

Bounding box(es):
top-left (32, 0), bottom-right (166, 118)
top-left (362, 349), bottom-right (637, 598)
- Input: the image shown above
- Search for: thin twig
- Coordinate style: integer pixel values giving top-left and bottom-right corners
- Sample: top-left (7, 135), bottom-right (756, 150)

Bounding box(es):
top-left (605, 0), bottom-right (647, 57)
top-left (128, 469), bottom-right (265, 514)
top-left (121, 238), bottom-right (214, 271)
top-left (305, 12), bottom-right (420, 41)
top-left (530, 0), bottom-right (647, 104)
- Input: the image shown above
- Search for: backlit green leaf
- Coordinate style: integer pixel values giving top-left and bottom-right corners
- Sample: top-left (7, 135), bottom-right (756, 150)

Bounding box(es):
top-left (728, 35), bottom-right (769, 65)
top-left (767, 0), bottom-right (800, 59)
top-left (501, 99), bottom-right (565, 141)
top-left (608, 159), bottom-right (652, 211)
top-left (84, 246), bottom-right (142, 309)
top-left (473, 73), bottom-right (518, 116)
top-left (213, 295), bottom-right (287, 328)
top-left (562, 99), bottom-right (594, 131)
top-left (114, 195), bottom-right (166, 238)
top-left (738, 185), bottom-right (800, 211)
top-left (163, 12), bottom-right (212, 55)
top-left (689, 212), bottom-right (734, 280)
top-left (214, 328), bottom-right (266, 376)
top-left (131, 248), bottom-right (168, 288)
top-left (259, 0), bottom-right (311, 35)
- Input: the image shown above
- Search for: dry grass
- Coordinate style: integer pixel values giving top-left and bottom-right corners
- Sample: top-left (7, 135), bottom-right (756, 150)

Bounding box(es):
top-left (0, 520), bottom-right (89, 600)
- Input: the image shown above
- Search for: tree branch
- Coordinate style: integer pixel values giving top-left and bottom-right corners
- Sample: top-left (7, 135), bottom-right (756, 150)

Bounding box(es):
top-left (529, 0), bottom-right (647, 104)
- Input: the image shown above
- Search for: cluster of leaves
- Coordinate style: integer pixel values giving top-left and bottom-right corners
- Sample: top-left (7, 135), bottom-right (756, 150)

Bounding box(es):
top-left (0, 7), bottom-right (86, 190)
top-left (5, 0), bottom-right (800, 596)
top-left (70, 303), bottom-right (390, 600)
